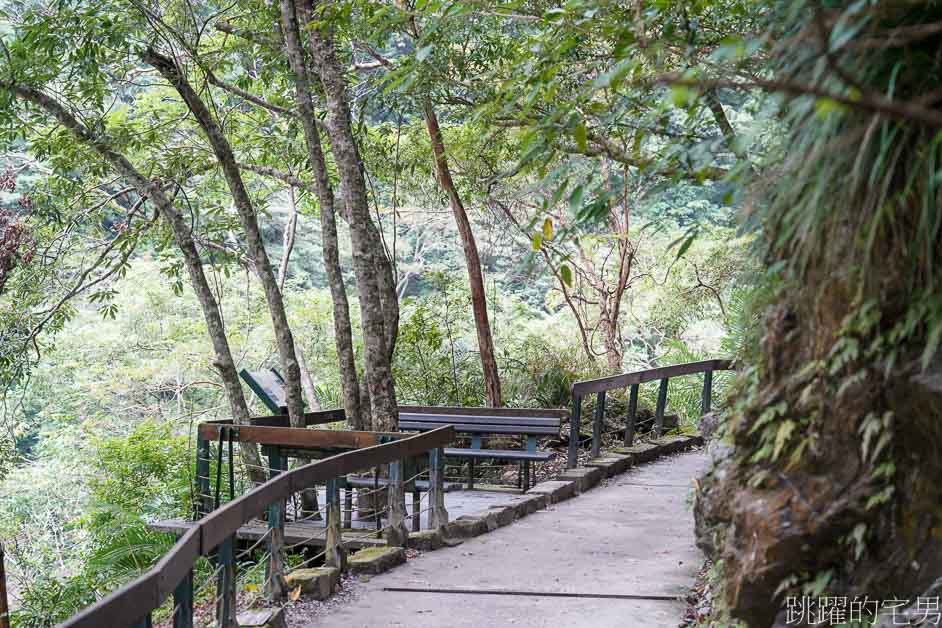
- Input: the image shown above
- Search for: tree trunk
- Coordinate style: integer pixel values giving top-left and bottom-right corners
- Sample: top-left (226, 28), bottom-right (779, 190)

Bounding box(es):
top-left (295, 347), bottom-right (321, 411)
top-left (297, 2), bottom-right (398, 431)
top-left (422, 100), bottom-right (502, 407)
top-left (0, 542), bottom-right (9, 628)
top-left (145, 49), bottom-right (307, 428)
top-left (13, 85), bottom-right (267, 486)
top-left (277, 0), bottom-right (365, 429)
top-left (277, 187), bottom-right (322, 413)
top-left (232, 161), bottom-right (377, 426)
top-left (600, 313), bottom-right (622, 371)
top-left (278, 186), bottom-right (298, 289)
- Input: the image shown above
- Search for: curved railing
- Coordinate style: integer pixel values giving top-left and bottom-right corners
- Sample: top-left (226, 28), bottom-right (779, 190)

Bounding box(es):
top-left (567, 359), bottom-right (734, 467)
top-left (59, 425), bottom-right (455, 628)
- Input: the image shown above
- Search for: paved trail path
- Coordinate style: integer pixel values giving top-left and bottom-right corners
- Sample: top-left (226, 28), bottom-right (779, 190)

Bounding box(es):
top-left (297, 451), bottom-right (707, 628)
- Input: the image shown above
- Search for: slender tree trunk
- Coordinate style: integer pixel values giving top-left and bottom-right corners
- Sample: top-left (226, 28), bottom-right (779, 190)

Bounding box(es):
top-left (278, 186), bottom-right (298, 288)
top-left (704, 90), bottom-right (742, 157)
top-left (297, 1), bottom-right (398, 431)
top-left (277, 0), bottom-right (365, 429)
top-left (270, 188), bottom-right (321, 518)
top-left (422, 100), bottom-right (502, 407)
top-left (600, 313), bottom-right (622, 371)
top-left (276, 189), bottom-right (322, 413)
top-left (13, 85), bottom-right (267, 485)
top-left (295, 349), bottom-right (321, 411)
top-left (369, 222), bottom-right (399, 364)
top-left (0, 542), bottom-right (9, 628)
top-left (234, 161), bottom-right (377, 425)
top-left (145, 49), bottom-right (306, 427)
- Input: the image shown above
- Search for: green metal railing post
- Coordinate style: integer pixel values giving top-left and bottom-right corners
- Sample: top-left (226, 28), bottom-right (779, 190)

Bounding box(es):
top-left (172, 570), bottom-right (194, 628)
top-left (592, 391), bottom-right (606, 458)
top-left (215, 536), bottom-right (238, 628)
top-left (325, 478), bottom-right (345, 570)
top-left (265, 447), bottom-right (287, 600)
top-left (386, 460), bottom-right (409, 547)
top-left (428, 447), bottom-right (449, 529)
top-left (655, 378), bottom-right (669, 437)
top-left (625, 383), bottom-right (639, 446)
top-left (568, 395), bottom-right (582, 468)
top-left (195, 438), bottom-right (211, 517)
top-left (701, 369), bottom-right (714, 415)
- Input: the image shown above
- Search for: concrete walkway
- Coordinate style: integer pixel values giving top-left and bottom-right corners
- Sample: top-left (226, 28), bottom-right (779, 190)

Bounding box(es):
top-left (296, 451), bottom-right (706, 628)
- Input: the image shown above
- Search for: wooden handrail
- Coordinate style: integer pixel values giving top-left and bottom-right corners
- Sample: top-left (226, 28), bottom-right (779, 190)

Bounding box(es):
top-left (570, 359), bottom-right (733, 395)
top-left (58, 425), bottom-right (455, 628)
top-left (567, 359), bottom-right (735, 468)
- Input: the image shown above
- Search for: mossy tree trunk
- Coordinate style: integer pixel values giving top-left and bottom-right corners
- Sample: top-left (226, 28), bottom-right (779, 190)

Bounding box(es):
top-left (278, 0), bottom-right (365, 430)
top-left (297, 0), bottom-right (399, 432)
top-left (422, 99), bottom-right (502, 407)
top-left (145, 49), bottom-right (308, 429)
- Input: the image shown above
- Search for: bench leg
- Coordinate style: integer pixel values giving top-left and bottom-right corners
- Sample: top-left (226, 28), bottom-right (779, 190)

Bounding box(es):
top-left (517, 462), bottom-right (523, 489)
top-left (524, 461), bottom-right (531, 491)
top-left (468, 458), bottom-right (475, 490)
top-left (343, 488), bottom-right (353, 529)
top-left (412, 489), bottom-right (421, 532)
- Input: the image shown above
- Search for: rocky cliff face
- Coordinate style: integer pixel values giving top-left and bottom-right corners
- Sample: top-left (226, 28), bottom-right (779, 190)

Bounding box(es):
top-left (695, 300), bottom-right (942, 627)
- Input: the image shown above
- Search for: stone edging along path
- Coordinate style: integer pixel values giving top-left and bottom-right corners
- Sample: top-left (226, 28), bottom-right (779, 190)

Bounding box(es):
top-left (351, 433), bottom-right (704, 572)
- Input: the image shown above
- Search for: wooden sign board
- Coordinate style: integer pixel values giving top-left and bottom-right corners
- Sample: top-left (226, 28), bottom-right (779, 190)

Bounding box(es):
top-left (240, 368), bottom-right (290, 414)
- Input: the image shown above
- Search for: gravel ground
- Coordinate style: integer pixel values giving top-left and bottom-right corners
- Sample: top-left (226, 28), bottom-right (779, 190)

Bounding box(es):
top-left (679, 562), bottom-right (716, 627)
top-left (282, 549), bottom-right (422, 625)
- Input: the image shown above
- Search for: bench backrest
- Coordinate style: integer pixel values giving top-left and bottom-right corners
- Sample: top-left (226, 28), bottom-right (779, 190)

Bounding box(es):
top-left (398, 406), bottom-right (566, 452)
top-left (398, 413), bottom-right (560, 435)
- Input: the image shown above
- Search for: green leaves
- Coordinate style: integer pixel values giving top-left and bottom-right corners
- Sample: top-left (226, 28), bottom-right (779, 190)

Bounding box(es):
top-left (668, 226), bottom-right (700, 261)
top-left (559, 263), bottom-right (573, 287)
top-left (670, 84), bottom-right (695, 108)
top-left (573, 123), bottom-right (587, 153)
top-left (532, 219), bottom-right (555, 251)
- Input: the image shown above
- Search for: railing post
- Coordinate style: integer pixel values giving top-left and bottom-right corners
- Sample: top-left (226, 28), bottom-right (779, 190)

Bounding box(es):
top-left (215, 536), bottom-right (238, 628)
top-left (592, 391), bottom-right (606, 458)
top-left (428, 447), bottom-right (449, 529)
top-left (325, 478), bottom-right (346, 570)
top-left (655, 377), bottom-right (669, 437)
top-left (386, 460), bottom-right (409, 547)
top-left (195, 437), bottom-right (211, 517)
top-left (701, 369), bottom-right (714, 415)
top-left (172, 570), bottom-right (194, 628)
top-left (568, 394), bottom-right (582, 469)
top-left (266, 447), bottom-right (287, 600)
top-left (625, 383), bottom-right (639, 446)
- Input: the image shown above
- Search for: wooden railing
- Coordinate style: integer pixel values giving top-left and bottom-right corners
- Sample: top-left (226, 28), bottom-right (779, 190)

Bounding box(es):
top-left (567, 359), bottom-right (734, 468)
top-left (58, 426), bottom-right (455, 628)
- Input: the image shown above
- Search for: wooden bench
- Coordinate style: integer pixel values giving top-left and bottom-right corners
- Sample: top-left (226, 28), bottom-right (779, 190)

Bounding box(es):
top-left (398, 406), bottom-right (568, 490)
